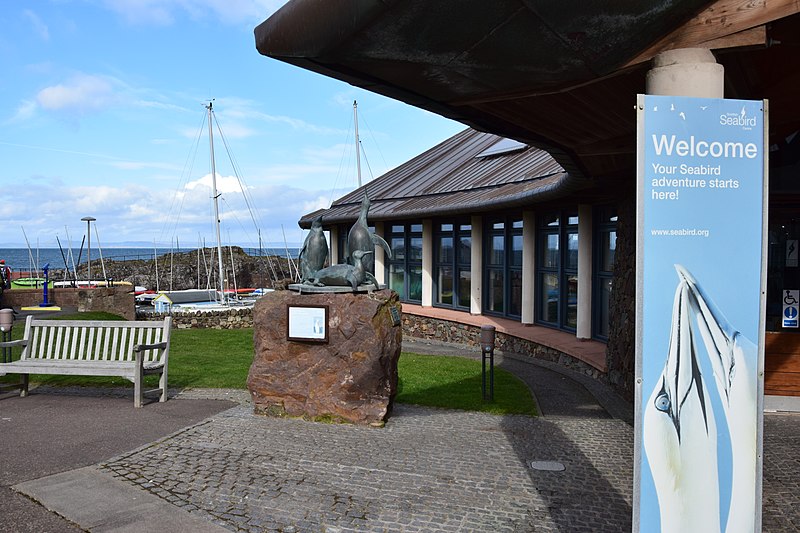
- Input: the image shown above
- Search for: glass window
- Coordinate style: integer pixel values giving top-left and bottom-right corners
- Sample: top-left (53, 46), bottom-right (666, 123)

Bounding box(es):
top-left (593, 205), bottom-right (618, 340)
top-left (409, 237), bottom-right (423, 262)
top-left (483, 215), bottom-right (523, 319)
top-left (389, 264), bottom-right (405, 295)
top-left (490, 235), bottom-right (504, 266)
top-left (511, 234), bottom-right (523, 267)
top-left (458, 270), bottom-right (471, 309)
top-left (487, 269), bottom-right (504, 313)
top-left (540, 273), bottom-right (559, 323)
top-left (600, 230), bottom-right (616, 272)
top-left (437, 265), bottom-right (454, 305)
top-left (433, 220), bottom-right (472, 310)
top-left (409, 265), bottom-right (422, 301)
top-left (458, 235), bottom-right (471, 264)
top-left (438, 236), bottom-right (454, 264)
top-left (537, 209), bottom-right (580, 332)
top-left (542, 234), bottom-right (559, 268)
top-left (566, 232), bottom-right (579, 270)
top-left (391, 237), bottom-right (405, 261)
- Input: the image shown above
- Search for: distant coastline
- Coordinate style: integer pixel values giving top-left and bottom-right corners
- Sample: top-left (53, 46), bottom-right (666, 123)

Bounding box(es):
top-left (0, 247), bottom-right (300, 271)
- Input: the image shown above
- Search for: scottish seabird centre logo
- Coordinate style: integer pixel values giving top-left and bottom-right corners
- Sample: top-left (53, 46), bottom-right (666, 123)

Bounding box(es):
top-left (720, 106), bottom-right (757, 130)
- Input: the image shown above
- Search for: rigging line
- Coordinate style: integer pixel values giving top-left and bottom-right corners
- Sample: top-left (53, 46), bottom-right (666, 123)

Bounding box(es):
top-left (158, 108), bottom-right (207, 245)
top-left (210, 109), bottom-right (281, 282)
top-left (219, 195), bottom-right (259, 248)
top-left (212, 111), bottom-right (265, 237)
top-left (329, 111), bottom-right (356, 207)
top-left (359, 111), bottom-right (390, 175)
top-left (360, 140), bottom-right (376, 182)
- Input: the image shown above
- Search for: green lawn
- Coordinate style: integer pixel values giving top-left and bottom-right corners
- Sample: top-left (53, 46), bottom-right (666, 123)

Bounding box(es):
top-left (1, 312), bottom-right (537, 416)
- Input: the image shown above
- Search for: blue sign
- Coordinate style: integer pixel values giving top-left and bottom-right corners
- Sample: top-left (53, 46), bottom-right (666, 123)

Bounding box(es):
top-left (635, 95), bottom-right (766, 533)
top-left (782, 289), bottom-right (799, 329)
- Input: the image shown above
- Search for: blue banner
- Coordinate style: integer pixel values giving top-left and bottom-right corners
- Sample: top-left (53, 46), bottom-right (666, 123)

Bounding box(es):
top-left (635, 95), bottom-right (766, 533)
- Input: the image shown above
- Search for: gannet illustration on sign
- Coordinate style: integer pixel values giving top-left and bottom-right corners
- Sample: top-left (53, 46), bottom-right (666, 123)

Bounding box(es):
top-left (644, 265), bottom-right (757, 533)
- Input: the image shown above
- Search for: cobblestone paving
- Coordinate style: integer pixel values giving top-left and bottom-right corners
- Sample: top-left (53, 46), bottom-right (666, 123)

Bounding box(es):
top-left (102, 404), bottom-right (634, 532)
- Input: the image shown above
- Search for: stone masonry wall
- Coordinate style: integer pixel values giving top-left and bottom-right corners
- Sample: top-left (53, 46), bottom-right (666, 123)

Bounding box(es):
top-left (135, 303), bottom-right (603, 380)
top-left (137, 307), bottom-right (254, 329)
top-left (1, 286), bottom-right (135, 320)
top-left (605, 191), bottom-right (636, 400)
top-left (402, 314), bottom-right (604, 380)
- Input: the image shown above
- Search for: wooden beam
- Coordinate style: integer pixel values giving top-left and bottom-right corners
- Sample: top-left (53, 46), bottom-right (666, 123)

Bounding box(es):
top-left (623, 0), bottom-right (800, 67)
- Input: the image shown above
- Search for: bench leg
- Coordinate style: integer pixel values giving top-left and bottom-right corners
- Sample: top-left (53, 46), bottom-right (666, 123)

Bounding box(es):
top-left (159, 368), bottom-right (168, 403)
top-left (19, 374), bottom-right (29, 397)
top-left (134, 354), bottom-right (143, 408)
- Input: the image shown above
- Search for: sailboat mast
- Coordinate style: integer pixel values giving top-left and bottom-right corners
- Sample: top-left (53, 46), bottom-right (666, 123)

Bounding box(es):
top-left (207, 101), bottom-right (226, 300)
top-left (353, 100), bottom-right (362, 188)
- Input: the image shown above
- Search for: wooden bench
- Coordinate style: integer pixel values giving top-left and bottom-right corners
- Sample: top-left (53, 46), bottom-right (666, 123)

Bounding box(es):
top-left (0, 316), bottom-right (172, 407)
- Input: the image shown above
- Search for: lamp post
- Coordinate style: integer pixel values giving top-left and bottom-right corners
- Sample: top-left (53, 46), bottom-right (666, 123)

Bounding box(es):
top-left (82, 216), bottom-right (96, 284)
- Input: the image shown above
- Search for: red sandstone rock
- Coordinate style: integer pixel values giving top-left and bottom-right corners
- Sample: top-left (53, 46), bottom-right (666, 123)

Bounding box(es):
top-left (247, 289), bottom-right (402, 425)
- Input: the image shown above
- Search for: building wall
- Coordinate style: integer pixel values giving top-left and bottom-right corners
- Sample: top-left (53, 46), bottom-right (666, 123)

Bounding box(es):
top-left (605, 191), bottom-right (636, 399)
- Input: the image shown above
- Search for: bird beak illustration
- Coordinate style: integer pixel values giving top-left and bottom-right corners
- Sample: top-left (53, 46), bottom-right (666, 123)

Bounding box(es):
top-left (674, 264), bottom-right (737, 404)
top-left (654, 280), bottom-right (710, 441)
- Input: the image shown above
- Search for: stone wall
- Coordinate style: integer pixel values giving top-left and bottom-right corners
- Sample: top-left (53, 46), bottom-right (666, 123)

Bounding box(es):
top-left (402, 314), bottom-right (604, 380)
top-left (605, 191), bottom-right (636, 400)
top-left (1, 286), bottom-right (135, 320)
top-left (137, 307), bottom-right (254, 329)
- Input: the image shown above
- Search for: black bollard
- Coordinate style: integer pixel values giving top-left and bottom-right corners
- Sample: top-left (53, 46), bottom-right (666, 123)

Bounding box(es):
top-left (480, 325), bottom-right (496, 401)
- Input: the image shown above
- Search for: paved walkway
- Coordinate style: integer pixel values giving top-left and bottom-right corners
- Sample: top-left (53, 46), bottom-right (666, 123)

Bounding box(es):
top-left (3, 339), bottom-right (799, 532)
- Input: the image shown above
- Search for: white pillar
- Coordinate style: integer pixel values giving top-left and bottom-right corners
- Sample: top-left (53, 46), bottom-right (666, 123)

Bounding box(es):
top-left (577, 204), bottom-right (593, 339)
top-left (329, 226), bottom-right (339, 266)
top-left (646, 48), bottom-right (724, 98)
top-left (374, 221), bottom-right (386, 284)
top-left (521, 210), bottom-right (536, 325)
top-left (470, 215), bottom-right (482, 315)
top-left (421, 219), bottom-right (433, 307)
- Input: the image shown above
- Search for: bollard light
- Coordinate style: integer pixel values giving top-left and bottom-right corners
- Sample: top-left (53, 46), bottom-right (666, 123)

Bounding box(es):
top-left (0, 308), bottom-right (13, 332)
top-left (480, 324), bottom-right (496, 352)
top-left (480, 325), bottom-right (496, 401)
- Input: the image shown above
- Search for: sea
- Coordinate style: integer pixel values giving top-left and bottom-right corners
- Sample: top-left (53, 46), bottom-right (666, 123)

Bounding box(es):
top-left (0, 247), bottom-right (300, 272)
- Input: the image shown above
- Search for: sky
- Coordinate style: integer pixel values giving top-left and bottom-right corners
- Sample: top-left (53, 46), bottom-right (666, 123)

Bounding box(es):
top-left (0, 0), bottom-right (465, 249)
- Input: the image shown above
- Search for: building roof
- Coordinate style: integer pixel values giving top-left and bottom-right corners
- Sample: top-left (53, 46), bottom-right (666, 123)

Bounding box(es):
top-left (257, 1), bottom-right (800, 181)
top-left (299, 128), bottom-right (576, 228)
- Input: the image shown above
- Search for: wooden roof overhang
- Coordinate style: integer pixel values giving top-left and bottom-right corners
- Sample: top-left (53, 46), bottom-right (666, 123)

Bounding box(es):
top-left (256, 0), bottom-right (800, 186)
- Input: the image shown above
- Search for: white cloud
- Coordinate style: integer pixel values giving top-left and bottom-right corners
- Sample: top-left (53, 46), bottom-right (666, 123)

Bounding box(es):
top-left (23, 10), bottom-right (50, 41)
top-left (185, 173), bottom-right (244, 194)
top-left (37, 74), bottom-right (116, 113)
top-left (6, 100), bottom-right (38, 123)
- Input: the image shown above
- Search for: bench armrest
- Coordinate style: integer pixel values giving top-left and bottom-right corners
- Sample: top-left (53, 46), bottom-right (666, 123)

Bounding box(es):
top-left (0, 339), bottom-right (28, 349)
top-left (134, 341), bottom-right (168, 352)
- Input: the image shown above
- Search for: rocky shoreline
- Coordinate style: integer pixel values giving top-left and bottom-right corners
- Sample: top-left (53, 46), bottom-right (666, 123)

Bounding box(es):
top-left (45, 246), bottom-right (296, 291)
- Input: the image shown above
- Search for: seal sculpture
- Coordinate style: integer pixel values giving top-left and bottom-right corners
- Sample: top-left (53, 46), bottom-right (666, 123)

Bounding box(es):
top-left (306, 250), bottom-right (377, 291)
top-left (346, 192), bottom-right (391, 273)
top-left (298, 214), bottom-right (328, 283)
